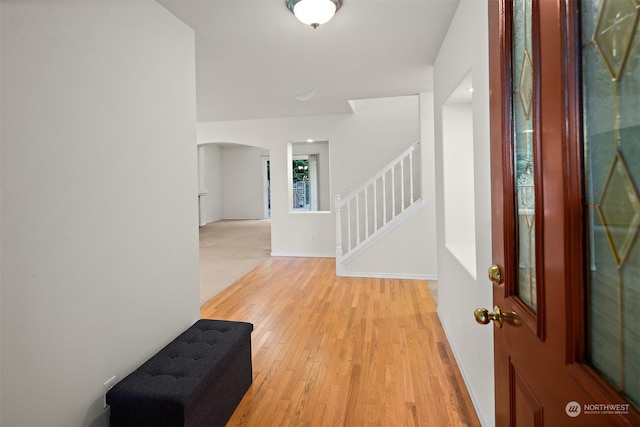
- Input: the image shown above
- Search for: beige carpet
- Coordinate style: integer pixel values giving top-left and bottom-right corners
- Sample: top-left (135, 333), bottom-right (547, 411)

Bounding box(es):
top-left (199, 219), bottom-right (271, 305)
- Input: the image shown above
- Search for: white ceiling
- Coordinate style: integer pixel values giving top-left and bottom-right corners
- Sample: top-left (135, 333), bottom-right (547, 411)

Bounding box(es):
top-left (159, 0), bottom-right (460, 122)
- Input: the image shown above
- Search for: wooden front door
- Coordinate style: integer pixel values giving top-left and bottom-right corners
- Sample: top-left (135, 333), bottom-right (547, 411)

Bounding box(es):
top-left (486, 0), bottom-right (640, 425)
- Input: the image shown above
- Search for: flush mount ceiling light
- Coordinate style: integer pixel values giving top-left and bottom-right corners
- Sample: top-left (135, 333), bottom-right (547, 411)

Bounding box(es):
top-left (286, 0), bottom-right (343, 29)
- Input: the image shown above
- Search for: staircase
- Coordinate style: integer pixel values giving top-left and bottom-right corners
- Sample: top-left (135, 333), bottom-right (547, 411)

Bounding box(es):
top-left (335, 141), bottom-right (424, 275)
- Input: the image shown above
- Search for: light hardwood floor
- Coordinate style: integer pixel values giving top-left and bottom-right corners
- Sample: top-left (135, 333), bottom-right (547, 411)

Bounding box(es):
top-left (201, 257), bottom-right (481, 427)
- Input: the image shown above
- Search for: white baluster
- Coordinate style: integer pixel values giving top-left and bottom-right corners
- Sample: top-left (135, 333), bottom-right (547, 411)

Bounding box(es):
top-left (347, 199), bottom-right (352, 252)
top-left (409, 149), bottom-right (414, 204)
top-left (356, 193), bottom-right (360, 246)
top-left (400, 158), bottom-right (405, 212)
top-left (364, 187), bottom-right (369, 238)
top-left (373, 180), bottom-right (378, 231)
top-left (336, 142), bottom-right (420, 261)
top-left (382, 173), bottom-right (387, 226)
top-left (391, 166), bottom-right (396, 218)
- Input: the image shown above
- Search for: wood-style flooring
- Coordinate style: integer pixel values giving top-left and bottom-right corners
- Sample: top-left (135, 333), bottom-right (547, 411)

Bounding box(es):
top-left (200, 257), bottom-right (481, 427)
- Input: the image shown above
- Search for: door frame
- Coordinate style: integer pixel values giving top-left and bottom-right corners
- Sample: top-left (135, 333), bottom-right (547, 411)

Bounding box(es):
top-left (262, 156), bottom-right (271, 219)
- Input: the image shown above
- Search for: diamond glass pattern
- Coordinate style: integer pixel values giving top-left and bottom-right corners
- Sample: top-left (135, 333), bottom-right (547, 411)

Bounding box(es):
top-left (518, 50), bottom-right (534, 119)
top-left (512, 0), bottom-right (537, 312)
top-left (593, 0), bottom-right (638, 80)
top-left (584, 0), bottom-right (640, 410)
top-left (597, 154), bottom-right (640, 265)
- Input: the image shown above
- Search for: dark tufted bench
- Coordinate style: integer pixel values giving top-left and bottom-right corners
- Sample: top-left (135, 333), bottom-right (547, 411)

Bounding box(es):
top-left (106, 319), bottom-right (253, 427)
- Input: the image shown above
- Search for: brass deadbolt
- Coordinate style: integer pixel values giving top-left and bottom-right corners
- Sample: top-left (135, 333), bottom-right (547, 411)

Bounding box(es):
top-left (488, 264), bottom-right (505, 285)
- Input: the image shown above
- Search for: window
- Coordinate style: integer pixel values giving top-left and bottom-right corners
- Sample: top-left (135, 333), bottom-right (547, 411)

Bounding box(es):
top-left (289, 141), bottom-right (330, 212)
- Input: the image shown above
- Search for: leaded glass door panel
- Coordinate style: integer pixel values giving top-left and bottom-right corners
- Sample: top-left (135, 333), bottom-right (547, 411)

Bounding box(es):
top-left (583, 0), bottom-right (640, 411)
top-left (488, 0), bottom-right (640, 425)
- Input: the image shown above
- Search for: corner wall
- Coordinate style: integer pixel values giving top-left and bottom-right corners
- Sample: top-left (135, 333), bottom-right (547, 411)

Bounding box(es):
top-left (433, 1), bottom-right (495, 426)
top-left (420, 93), bottom-right (439, 281)
top-left (0, 2), bottom-right (199, 425)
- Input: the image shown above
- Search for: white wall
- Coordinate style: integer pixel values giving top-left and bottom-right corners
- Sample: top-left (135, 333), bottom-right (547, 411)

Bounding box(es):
top-left (198, 96), bottom-right (432, 266)
top-left (198, 143), bottom-right (270, 224)
top-left (433, 1), bottom-right (495, 426)
top-left (341, 210), bottom-right (435, 279)
top-left (420, 93), bottom-right (439, 281)
top-left (221, 145), bottom-right (270, 219)
top-left (0, 2), bottom-right (200, 426)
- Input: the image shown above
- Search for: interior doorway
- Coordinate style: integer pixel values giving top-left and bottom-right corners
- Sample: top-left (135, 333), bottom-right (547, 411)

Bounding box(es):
top-left (197, 143), bottom-right (273, 305)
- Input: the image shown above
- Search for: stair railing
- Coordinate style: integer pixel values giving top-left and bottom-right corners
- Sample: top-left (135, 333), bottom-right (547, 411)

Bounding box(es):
top-left (335, 141), bottom-right (421, 267)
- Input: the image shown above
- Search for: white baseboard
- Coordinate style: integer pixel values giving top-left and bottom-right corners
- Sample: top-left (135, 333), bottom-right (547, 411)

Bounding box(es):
top-left (338, 271), bottom-right (437, 281)
top-left (270, 252), bottom-right (335, 259)
top-left (267, 254), bottom-right (438, 282)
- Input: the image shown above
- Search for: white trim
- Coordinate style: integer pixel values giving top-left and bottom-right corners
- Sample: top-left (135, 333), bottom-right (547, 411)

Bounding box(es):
top-left (262, 157), bottom-right (271, 219)
top-left (338, 271), bottom-right (437, 281)
top-left (270, 252), bottom-right (335, 258)
top-left (309, 154), bottom-right (318, 211)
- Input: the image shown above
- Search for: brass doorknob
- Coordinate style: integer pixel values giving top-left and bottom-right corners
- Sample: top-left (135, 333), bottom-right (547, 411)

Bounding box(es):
top-left (474, 305), bottom-right (519, 328)
top-left (488, 264), bottom-right (505, 285)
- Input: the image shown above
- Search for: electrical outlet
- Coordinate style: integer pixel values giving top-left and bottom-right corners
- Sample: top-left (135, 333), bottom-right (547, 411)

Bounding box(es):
top-left (309, 233), bottom-right (315, 241)
top-left (103, 375), bottom-right (117, 409)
